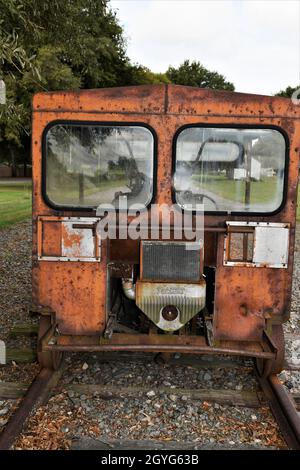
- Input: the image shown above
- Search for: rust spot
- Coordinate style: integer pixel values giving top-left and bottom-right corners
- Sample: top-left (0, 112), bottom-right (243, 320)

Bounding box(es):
top-left (239, 304), bottom-right (248, 316)
top-left (61, 224), bottom-right (83, 248)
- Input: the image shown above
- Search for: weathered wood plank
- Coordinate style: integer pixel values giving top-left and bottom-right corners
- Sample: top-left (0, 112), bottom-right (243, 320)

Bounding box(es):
top-left (61, 383), bottom-right (265, 408)
top-left (71, 437), bottom-right (276, 450)
top-left (0, 382), bottom-right (28, 399)
top-left (9, 324), bottom-right (38, 338)
top-left (1, 381), bottom-right (262, 405)
top-left (1, 380), bottom-right (299, 411)
top-left (6, 348), bottom-right (36, 363)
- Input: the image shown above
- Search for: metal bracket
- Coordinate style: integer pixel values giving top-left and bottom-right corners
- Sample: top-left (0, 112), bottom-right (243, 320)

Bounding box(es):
top-left (39, 322), bottom-right (58, 352)
top-left (103, 314), bottom-right (117, 340)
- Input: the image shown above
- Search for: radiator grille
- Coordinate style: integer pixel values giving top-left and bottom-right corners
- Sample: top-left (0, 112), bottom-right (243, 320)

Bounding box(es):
top-left (141, 241), bottom-right (201, 282)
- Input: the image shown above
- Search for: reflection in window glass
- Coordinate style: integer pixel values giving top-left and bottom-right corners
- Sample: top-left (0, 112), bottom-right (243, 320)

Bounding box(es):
top-left (174, 127), bottom-right (286, 213)
top-left (45, 124), bottom-right (154, 208)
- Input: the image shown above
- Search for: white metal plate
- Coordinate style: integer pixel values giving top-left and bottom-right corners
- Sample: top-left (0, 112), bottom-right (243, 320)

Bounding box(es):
top-left (253, 226), bottom-right (289, 267)
top-left (0, 340), bottom-right (6, 365)
top-left (62, 221), bottom-right (95, 258)
top-left (224, 221), bottom-right (290, 269)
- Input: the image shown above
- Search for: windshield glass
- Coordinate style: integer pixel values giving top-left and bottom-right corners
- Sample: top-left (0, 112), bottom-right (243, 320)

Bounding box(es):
top-left (174, 127), bottom-right (286, 213)
top-left (45, 123), bottom-right (154, 208)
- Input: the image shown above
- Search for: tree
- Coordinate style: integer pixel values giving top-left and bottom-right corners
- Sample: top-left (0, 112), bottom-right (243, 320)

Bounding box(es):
top-left (275, 85), bottom-right (300, 98)
top-left (0, 3), bottom-right (237, 172)
top-left (0, 1), bottom-right (41, 172)
top-left (0, 1), bottom-right (38, 75)
top-left (166, 60), bottom-right (234, 91)
top-left (0, 1), bottom-right (134, 171)
top-left (122, 65), bottom-right (170, 86)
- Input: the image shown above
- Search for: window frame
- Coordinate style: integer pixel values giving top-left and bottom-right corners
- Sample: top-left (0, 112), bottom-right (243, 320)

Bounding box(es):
top-left (42, 120), bottom-right (158, 212)
top-left (172, 123), bottom-right (289, 216)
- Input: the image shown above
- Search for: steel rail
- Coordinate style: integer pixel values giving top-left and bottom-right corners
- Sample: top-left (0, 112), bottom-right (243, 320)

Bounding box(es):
top-left (257, 373), bottom-right (300, 450)
top-left (0, 367), bottom-right (61, 450)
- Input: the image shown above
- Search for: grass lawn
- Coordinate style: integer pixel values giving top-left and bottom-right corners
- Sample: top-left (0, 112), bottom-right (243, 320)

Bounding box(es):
top-left (0, 182), bottom-right (32, 228)
top-left (47, 177), bottom-right (128, 205)
top-left (193, 174), bottom-right (280, 205)
top-left (193, 174), bottom-right (300, 220)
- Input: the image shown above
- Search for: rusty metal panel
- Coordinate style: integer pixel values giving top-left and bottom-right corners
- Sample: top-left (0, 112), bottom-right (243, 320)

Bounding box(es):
top-left (224, 222), bottom-right (289, 268)
top-left (32, 85), bottom-right (166, 114)
top-left (38, 217), bottom-right (100, 262)
top-left (41, 220), bottom-right (61, 257)
top-left (31, 84), bottom-right (300, 346)
top-left (214, 268), bottom-right (266, 341)
top-left (214, 232), bottom-right (290, 342)
top-left (109, 239), bottom-right (140, 263)
top-left (35, 216), bottom-right (105, 335)
top-left (166, 84), bottom-right (300, 119)
top-left (37, 257), bottom-right (107, 335)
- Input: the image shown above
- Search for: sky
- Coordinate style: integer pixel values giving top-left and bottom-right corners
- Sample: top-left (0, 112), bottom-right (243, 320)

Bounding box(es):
top-left (110, 0), bottom-right (300, 96)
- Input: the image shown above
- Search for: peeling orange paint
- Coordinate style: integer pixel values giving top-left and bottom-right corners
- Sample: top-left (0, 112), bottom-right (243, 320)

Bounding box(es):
top-left (61, 224), bottom-right (83, 248)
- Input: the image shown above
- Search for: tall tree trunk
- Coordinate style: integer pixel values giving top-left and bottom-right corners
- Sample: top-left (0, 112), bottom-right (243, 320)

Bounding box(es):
top-left (9, 147), bottom-right (16, 177)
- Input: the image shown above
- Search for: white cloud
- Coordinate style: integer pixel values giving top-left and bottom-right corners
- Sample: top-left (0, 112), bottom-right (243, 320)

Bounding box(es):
top-left (110, 0), bottom-right (300, 95)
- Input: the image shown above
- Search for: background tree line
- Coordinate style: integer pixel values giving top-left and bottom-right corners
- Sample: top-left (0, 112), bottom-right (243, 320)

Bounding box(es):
top-left (0, 0), bottom-right (298, 173)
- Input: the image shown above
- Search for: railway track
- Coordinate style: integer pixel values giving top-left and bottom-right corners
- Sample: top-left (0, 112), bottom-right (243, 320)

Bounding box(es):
top-left (0, 366), bottom-right (63, 450)
top-left (0, 349), bottom-right (300, 450)
top-left (256, 372), bottom-right (300, 449)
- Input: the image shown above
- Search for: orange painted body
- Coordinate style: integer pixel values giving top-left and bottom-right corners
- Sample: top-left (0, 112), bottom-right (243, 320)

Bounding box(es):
top-left (32, 85), bottom-right (300, 353)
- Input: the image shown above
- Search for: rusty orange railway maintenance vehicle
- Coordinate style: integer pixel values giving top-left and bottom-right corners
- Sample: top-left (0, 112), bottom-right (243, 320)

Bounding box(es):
top-left (31, 84), bottom-right (300, 376)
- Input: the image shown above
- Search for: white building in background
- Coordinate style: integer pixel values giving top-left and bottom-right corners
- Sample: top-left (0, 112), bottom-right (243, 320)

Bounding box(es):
top-left (233, 157), bottom-right (261, 181)
top-left (251, 158), bottom-right (261, 181)
top-left (261, 168), bottom-right (276, 177)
